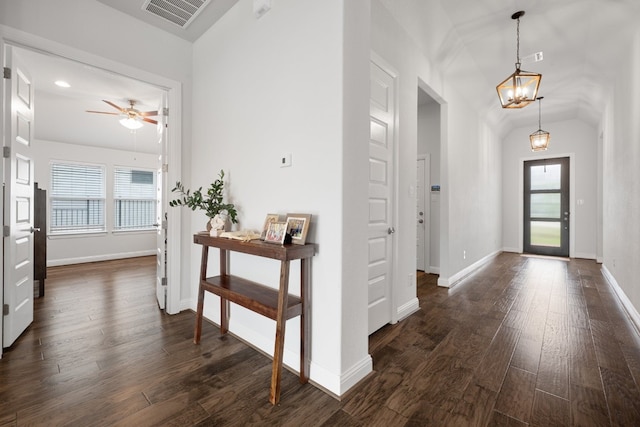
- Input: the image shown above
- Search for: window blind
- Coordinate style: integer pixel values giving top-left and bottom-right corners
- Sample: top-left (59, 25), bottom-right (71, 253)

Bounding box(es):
top-left (114, 167), bottom-right (156, 230)
top-left (50, 162), bottom-right (105, 233)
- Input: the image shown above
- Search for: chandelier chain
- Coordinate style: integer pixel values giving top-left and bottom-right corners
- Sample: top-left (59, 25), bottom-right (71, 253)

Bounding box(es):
top-left (516, 16), bottom-right (520, 65)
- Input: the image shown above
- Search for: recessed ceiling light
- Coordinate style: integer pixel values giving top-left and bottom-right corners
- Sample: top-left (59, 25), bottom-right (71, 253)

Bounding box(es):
top-left (54, 80), bottom-right (70, 88)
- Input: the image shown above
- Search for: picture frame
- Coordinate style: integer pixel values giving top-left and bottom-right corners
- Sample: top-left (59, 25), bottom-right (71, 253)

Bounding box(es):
top-left (260, 213), bottom-right (280, 240)
top-left (264, 221), bottom-right (288, 244)
top-left (286, 213), bottom-right (311, 245)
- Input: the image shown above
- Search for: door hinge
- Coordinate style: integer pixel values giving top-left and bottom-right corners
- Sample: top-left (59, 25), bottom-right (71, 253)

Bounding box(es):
top-left (162, 164), bottom-right (168, 173)
top-left (162, 107), bottom-right (169, 116)
top-left (3, 304), bottom-right (8, 316)
top-left (3, 225), bottom-right (9, 237)
top-left (161, 277), bottom-right (167, 287)
top-left (3, 67), bottom-right (10, 79)
top-left (3, 146), bottom-right (10, 158)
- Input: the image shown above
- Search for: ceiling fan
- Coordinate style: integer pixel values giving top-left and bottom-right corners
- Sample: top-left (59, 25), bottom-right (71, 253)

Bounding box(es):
top-left (86, 99), bottom-right (158, 129)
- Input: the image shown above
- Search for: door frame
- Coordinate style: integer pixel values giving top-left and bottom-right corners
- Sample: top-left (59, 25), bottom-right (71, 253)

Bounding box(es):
top-left (518, 153), bottom-right (575, 257)
top-left (0, 28), bottom-right (183, 344)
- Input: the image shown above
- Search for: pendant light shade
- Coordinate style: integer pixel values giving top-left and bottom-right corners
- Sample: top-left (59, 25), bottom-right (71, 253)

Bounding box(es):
top-left (496, 11), bottom-right (541, 108)
top-left (530, 96), bottom-right (550, 151)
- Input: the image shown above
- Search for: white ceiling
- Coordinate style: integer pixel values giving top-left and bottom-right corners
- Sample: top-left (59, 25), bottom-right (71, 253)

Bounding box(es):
top-left (23, 0), bottom-right (640, 154)
top-left (19, 47), bottom-right (165, 154)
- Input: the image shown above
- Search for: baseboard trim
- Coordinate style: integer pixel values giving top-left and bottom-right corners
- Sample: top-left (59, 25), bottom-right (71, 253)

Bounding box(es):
top-left (397, 297), bottom-right (420, 321)
top-left (47, 250), bottom-right (156, 267)
top-left (601, 265), bottom-right (640, 337)
top-left (437, 250), bottom-right (501, 288)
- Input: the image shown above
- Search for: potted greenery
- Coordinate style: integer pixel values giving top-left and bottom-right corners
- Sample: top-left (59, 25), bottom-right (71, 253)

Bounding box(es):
top-left (169, 169), bottom-right (238, 236)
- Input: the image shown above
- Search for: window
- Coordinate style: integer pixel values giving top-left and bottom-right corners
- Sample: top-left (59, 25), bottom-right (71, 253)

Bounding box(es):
top-left (50, 162), bottom-right (105, 233)
top-left (114, 167), bottom-right (157, 231)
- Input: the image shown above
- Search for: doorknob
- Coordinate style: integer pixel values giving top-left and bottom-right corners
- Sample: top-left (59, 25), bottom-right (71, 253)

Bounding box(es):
top-left (30, 227), bottom-right (40, 233)
top-left (418, 219), bottom-right (424, 224)
top-left (387, 227), bottom-right (395, 235)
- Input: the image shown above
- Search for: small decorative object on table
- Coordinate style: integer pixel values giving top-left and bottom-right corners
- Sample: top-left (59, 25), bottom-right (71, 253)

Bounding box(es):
top-left (169, 169), bottom-right (238, 236)
top-left (260, 213), bottom-right (280, 240)
top-left (286, 213), bottom-right (311, 245)
top-left (264, 221), bottom-right (288, 244)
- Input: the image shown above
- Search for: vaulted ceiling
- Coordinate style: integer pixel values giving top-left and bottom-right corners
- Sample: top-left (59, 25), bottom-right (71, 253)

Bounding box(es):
top-left (26, 0), bottom-right (640, 153)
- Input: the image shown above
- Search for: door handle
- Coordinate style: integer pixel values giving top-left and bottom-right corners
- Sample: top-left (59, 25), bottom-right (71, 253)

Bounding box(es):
top-left (30, 227), bottom-right (41, 233)
top-left (387, 227), bottom-right (395, 235)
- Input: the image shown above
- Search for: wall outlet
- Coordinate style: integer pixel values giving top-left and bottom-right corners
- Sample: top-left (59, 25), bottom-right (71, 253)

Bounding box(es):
top-left (408, 273), bottom-right (414, 287)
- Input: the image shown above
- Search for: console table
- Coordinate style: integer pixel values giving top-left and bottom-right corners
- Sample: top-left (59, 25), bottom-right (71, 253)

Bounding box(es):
top-left (192, 234), bottom-right (316, 404)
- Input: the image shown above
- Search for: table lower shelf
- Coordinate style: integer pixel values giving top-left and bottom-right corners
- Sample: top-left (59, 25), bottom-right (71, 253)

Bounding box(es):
top-left (201, 275), bottom-right (302, 320)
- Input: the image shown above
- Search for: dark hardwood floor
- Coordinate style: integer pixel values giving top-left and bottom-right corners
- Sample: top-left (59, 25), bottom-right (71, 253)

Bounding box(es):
top-left (2, 253), bottom-right (640, 426)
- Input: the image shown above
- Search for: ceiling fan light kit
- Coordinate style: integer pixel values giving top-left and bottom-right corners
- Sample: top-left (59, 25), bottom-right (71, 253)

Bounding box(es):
top-left (119, 117), bottom-right (144, 130)
top-left (496, 11), bottom-right (541, 109)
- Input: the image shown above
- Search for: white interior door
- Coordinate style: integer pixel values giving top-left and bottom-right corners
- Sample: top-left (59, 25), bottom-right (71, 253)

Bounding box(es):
top-left (368, 57), bottom-right (396, 335)
top-left (416, 158), bottom-right (426, 271)
top-left (3, 46), bottom-right (35, 347)
top-left (155, 95), bottom-right (168, 310)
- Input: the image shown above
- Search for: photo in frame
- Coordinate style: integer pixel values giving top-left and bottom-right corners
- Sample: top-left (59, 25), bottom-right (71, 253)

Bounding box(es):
top-left (264, 221), bottom-right (288, 244)
top-left (260, 213), bottom-right (280, 240)
top-left (286, 213), bottom-right (311, 245)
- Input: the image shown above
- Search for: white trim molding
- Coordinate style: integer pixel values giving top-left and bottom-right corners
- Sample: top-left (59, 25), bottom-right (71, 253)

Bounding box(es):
top-left (438, 250), bottom-right (501, 288)
top-left (601, 265), bottom-right (640, 336)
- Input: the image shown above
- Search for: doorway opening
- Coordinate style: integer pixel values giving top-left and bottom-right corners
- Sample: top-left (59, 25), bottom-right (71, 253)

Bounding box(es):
top-left (416, 83), bottom-right (441, 276)
top-left (2, 40), bottom-right (182, 352)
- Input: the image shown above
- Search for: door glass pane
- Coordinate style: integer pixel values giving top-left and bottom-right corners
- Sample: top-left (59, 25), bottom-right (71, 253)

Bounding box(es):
top-left (530, 221), bottom-right (561, 247)
top-left (530, 164), bottom-right (561, 190)
top-left (530, 193), bottom-right (561, 218)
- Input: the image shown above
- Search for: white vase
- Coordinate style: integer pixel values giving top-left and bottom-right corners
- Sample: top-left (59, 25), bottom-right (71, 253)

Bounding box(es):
top-left (208, 213), bottom-right (228, 237)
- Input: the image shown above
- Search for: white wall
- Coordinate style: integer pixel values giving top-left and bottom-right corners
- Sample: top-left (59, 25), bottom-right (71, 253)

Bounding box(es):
top-left (418, 100), bottom-right (441, 272)
top-left (601, 27), bottom-right (640, 320)
top-left (189, 0), bottom-right (371, 396)
top-left (33, 139), bottom-right (157, 266)
top-left (502, 119), bottom-right (599, 259)
top-left (372, 0), bottom-right (503, 289)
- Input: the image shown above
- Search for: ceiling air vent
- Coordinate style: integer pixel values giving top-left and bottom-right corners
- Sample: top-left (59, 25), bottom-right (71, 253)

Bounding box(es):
top-left (143, 0), bottom-right (211, 29)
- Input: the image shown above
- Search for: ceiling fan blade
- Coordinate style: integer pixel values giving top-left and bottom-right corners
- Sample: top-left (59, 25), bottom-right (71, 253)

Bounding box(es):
top-left (102, 100), bottom-right (125, 112)
top-left (139, 110), bottom-right (158, 117)
top-left (86, 110), bottom-right (120, 115)
top-left (142, 117), bottom-right (158, 125)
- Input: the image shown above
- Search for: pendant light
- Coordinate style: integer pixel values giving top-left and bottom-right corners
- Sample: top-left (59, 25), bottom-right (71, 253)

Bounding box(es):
top-left (496, 11), bottom-right (541, 108)
top-left (529, 96), bottom-right (550, 151)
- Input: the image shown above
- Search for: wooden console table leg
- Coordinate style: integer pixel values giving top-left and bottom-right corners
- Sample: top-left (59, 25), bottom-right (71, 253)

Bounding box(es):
top-left (220, 249), bottom-right (229, 335)
top-left (193, 245), bottom-right (209, 344)
top-left (300, 257), bottom-right (309, 383)
top-left (269, 260), bottom-right (291, 405)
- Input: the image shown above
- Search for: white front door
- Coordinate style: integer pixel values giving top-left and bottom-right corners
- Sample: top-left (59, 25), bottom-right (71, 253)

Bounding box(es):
top-left (3, 46), bottom-right (35, 347)
top-left (368, 56), bottom-right (396, 335)
top-left (155, 95), bottom-right (168, 310)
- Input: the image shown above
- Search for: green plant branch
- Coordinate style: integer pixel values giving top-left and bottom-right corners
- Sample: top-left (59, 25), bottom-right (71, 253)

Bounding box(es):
top-left (169, 170), bottom-right (238, 223)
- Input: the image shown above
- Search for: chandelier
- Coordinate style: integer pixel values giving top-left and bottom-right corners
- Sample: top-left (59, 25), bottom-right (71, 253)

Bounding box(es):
top-left (496, 11), bottom-right (541, 109)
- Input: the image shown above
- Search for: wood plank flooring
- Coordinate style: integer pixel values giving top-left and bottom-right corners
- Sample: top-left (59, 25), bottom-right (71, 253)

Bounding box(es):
top-left (1, 253), bottom-right (640, 425)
